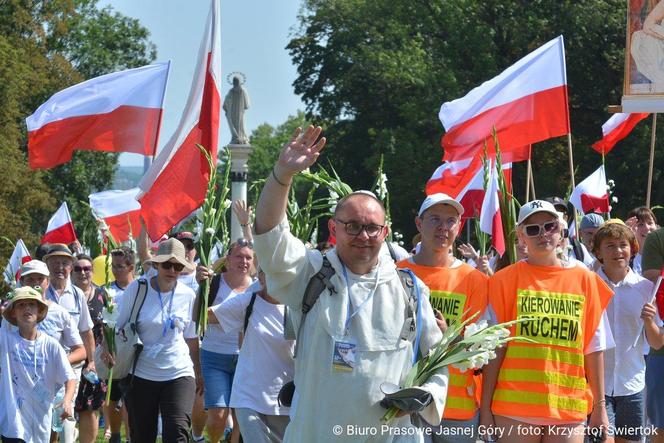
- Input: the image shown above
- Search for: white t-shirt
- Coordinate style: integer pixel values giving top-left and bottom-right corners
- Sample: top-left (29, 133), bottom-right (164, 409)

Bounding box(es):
top-left (200, 275), bottom-right (251, 354)
top-left (0, 327), bottom-right (75, 442)
top-left (212, 290), bottom-right (295, 415)
top-left (115, 277), bottom-right (197, 381)
top-left (46, 283), bottom-right (94, 333)
top-left (598, 268), bottom-right (658, 396)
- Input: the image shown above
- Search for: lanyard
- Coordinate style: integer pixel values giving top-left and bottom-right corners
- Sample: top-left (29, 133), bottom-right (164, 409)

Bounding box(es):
top-left (341, 263), bottom-right (380, 336)
top-left (155, 281), bottom-right (175, 337)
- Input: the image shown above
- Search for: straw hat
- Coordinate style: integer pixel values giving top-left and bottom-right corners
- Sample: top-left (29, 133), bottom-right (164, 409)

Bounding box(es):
top-left (3, 287), bottom-right (49, 326)
top-left (42, 244), bottom-right (75, 262)
top-left (149, 238), bottom-right (195, 271)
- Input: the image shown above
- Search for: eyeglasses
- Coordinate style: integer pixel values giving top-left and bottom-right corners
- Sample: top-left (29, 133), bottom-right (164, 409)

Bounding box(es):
top-left (111, 263), bottom-right (128, 270)
top-left (73, 265), bottom-right (93, 273)
top-left (160, 261), bottom-right (184, 272)
top-left (334, 219), bottom-right (385, 237)
top-left (160, 261), bottom-right (185, 272)
top-left (421, 215), bottom-right (460, 229)
top-left (523, 221), bottom-right (559, 237)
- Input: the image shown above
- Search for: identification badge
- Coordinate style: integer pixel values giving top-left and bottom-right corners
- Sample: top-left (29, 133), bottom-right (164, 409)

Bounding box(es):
top-left (144, 343), bottom-right (164, 359)
top-left (332, 340), bottom-right (356, 372)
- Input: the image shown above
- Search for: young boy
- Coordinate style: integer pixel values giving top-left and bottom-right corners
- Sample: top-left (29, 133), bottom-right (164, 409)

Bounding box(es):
top-left (626, 206), bottom-right (659, 276)
top-left (593, 221), bottom-right (655, 443)
top-left (0, 287), bottom-right (77, 442)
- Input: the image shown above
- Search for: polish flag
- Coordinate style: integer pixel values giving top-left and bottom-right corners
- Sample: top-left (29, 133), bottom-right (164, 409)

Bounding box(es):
top-left (89, 188), bottom-right (142, 242)
top-left (427, 160), bottom-right (512, 218)
top-left (569, 165), bottom-right (610, 214)
top-left (591, 113), bottom-right (649, 155)
top-left (26, 63), bottom-right (169, 169)
top-left (138, 0), bottom-right (220, 240)
top-left (479, 162), bottom-right (506, 256)
top-left (3, 239), bottom-right (31, 284)
top-left (439, 36), bottom-right (569, 163)
top-left (42, 202), bottom-right (77, 244)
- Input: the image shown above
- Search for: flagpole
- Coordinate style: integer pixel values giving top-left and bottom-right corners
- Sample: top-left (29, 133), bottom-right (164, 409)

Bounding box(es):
top-left (567, 133), bottom-right (578, 226)
top-left (601, 152), bottom-right (610, 218)
top-left (647, 113), bottom-right (657, 207)
top-left (529, 160), bottom-right (536, 200)
top-left (526, 159), bottom-right (532, 202)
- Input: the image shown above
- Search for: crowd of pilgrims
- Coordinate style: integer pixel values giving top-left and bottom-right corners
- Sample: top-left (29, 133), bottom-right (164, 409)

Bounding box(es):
top-left (2, 191), bottom-right (664, 443)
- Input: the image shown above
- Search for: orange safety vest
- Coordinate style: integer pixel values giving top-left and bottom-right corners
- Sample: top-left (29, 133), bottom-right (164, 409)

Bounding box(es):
top-left (397, 259), bottom-right (488, 420)
top-left (489, 261), bottom-right (613, 422)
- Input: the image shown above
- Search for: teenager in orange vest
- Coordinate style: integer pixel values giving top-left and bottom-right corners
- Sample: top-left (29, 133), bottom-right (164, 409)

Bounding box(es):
top-left (479, 200), bottom-right (613, 442)
top-left (398, 193), bottom-right (488, 443)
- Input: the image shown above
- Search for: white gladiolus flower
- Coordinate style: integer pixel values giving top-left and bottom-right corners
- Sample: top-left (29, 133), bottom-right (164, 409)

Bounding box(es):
top-left (222, 199), bottom-right (232, 210)
top-left (463, 320), bottom-right (488, 339)
top-left (608, 179), bottom-right (615, 186)
top-left (102, 303), bottom-right (119, 328)
top-left (375, 173), bottom-right (388, 198)
top-left (205, 228), bottom-right (215, 235)
top-left (612, 196), bottom-right (618, 203)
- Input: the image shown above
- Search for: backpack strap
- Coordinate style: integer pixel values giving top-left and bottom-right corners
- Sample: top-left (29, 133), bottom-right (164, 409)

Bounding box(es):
top-left (397, 268), bottom-right (422, 365)
top-left (243, 292), bottom-right (259, 334)
top-left (293, 255), bottom-right (336, 358)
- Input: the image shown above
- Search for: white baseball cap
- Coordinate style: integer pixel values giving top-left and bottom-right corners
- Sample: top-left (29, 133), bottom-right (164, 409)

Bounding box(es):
top-left (19, 260), bottom-right (50, 278)
top-left (517, 200), bottom-right (560, 225)
top-left (418, 193), bottom-right (464, 217)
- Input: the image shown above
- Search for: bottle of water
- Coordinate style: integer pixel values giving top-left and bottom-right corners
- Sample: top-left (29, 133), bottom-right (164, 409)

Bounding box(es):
top-left (83, 369), bottom-right (100, 385)
top-left (52, 388), bottom-right (65, 433)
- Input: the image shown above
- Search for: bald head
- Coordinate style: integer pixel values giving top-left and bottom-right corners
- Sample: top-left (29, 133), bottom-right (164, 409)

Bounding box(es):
top-left (334, 192), bottom-right (386, 223)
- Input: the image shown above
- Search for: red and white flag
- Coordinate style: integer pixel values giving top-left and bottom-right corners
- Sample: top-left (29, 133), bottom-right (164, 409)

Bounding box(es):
top-left (89, 188), bottom-right (142, 242)
top-left (570, 165), bottom-right (609, 214)
top-left (3, 239), bottom-right (31, 284)
top-left (591, 113), bottom-right (649, 155)
top-left (439, 36), bottom-right (569, 163)
top-left (479, 162), bottom-right (506, 256)
top-left (138, 0), bottom-right (220, 240)
top-left (42, 202), bottom-right (77, 244)
top-left (426, 160), bottom-right (512, 218)
top-left (26, 63), bottom-right (169, 169)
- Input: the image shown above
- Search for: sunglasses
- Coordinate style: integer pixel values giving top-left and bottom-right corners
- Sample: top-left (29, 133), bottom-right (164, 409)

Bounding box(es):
top-left (523, 221), bottom-right (559, 237)
top-left (334, 219), bottom-right (385, 238)
top-left (236, 238), bottom-right (253, 248)
top-left (160, 261), bottom-right (185, 272)
top-left (73, 265), bottom-right (93, 273)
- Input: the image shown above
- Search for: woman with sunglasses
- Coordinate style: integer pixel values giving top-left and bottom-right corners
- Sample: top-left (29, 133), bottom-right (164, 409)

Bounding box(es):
top-left (479, 200), bottom-right (614, 442)
top-left (197, 239), bottom-right (255, 443)
top-left (71, 253), bottom-right (108, 443)
top-left (114, 238), bottom-right (202, 443)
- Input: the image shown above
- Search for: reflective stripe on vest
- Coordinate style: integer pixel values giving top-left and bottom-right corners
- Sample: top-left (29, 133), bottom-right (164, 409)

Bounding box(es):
top-left (443, 367), bottom-right (479, 420)
top-left (492, 343), bottom-right (589, 421)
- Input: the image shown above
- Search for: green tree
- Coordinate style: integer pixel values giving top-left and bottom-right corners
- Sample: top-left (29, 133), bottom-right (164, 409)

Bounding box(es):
top-left (0, 0), bottom-right (155, 268)
top-left (288, 0), bottom-right (654, 240)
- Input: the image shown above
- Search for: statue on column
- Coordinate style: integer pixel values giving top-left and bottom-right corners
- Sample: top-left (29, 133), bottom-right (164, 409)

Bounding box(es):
top-left (223, 73), bottom-right (251, 145)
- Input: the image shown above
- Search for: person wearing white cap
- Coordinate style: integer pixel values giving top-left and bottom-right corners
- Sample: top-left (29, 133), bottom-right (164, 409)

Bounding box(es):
top-left (479, 200), bottom-right (615, 441)
top-left (396, 193), bottom-right (488, 443)
top-left (15, 260), bottom-right (86, 367)
top-left (0, 287), bottom-right (77, 443)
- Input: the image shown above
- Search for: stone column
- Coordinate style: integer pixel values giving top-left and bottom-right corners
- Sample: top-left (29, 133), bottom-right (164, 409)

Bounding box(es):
top-left (228, 143), bottom-right (252, 241)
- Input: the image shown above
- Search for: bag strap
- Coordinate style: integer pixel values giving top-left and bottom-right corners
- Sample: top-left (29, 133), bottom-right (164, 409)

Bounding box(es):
top-left (243, 292), bottom-right (258, 334)
top-left (208, 274), bottom-right (222, 308)
top-left (293, 255), bottom-right (336, 358)
top-left (127, 279), bottom-right (149, 387)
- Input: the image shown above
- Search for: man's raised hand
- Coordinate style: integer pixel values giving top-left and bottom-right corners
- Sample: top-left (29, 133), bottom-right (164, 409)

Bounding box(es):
top-left (275, 126), bottom-right (326, 179)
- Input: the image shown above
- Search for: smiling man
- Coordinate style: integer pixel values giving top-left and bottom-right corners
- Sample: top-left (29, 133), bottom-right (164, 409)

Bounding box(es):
top-left (253, 126), bottom-right (449, 443)
top-left (397, 193), bottom-right (488, 443)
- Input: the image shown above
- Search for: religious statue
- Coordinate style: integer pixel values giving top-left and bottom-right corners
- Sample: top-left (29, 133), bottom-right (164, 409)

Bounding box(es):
top-left (223, 74), bottom-right (251, 145)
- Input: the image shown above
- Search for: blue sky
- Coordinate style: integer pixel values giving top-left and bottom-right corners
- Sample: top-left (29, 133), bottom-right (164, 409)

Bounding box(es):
top-left (100, 0), bottom-right (304, 167)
